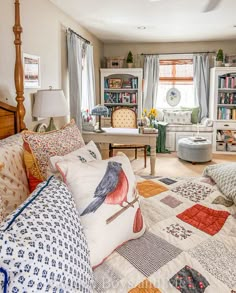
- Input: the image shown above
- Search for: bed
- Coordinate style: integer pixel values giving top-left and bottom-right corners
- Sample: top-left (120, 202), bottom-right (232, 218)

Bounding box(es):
top-left (1, 1), bottom-right (236, 293)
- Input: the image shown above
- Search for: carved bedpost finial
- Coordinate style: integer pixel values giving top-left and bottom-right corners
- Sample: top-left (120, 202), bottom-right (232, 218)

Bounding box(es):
top-left (13, 0), bottom-right (26, 132)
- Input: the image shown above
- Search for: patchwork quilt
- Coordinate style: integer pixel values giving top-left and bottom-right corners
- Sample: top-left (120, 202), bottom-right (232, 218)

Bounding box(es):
top-left (93, 175), bottom-right (236, 293)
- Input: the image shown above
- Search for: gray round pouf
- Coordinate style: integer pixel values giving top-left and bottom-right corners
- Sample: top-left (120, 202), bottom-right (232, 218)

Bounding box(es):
top-left (177, 138), bottom-right (212, 163)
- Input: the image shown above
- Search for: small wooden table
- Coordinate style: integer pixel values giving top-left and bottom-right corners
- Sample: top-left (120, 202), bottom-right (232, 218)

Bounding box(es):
top-left (82, 128), bottom-right (158, 175)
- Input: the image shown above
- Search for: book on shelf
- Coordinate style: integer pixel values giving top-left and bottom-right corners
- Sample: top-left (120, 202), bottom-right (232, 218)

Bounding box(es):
top-left (218, 107), bottom-right (236, 120)
top-left (218, 75), bottom-right (236, 89)
top-left (104, 92), bottom-right (137, 104)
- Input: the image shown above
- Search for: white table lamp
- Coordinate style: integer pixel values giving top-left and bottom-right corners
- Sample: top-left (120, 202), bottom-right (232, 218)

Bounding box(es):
top-left (33, 88), bottom-right (69, 131)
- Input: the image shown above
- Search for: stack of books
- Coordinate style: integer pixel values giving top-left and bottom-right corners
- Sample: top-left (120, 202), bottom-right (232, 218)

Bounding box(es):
top-left (143, 128), bottom-right (158, 134)
top-left (189, 136), bottom-right (207, 142)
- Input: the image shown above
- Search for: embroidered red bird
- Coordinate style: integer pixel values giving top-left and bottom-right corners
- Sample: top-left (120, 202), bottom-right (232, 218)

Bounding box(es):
top-left (80, 161), bottom-right (129, 216)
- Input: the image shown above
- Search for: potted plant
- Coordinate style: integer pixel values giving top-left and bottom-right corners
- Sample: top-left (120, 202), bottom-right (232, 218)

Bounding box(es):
top-left (126, 51), bottom-right (133, 68)
top-left (216, 49), bottom-right (224, 67)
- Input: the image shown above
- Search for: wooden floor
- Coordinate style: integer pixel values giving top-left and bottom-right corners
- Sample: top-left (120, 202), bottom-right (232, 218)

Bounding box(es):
top-left (101, 149), bottom-right (236, 177)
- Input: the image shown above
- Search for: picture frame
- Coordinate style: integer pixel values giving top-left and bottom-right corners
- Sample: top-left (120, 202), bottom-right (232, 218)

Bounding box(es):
top-left (108, 78), bottom-right (122, 89)
top-left (23, 53), bottom-right (40, 88)
top-left (123, 95), bottom-right (130, 104)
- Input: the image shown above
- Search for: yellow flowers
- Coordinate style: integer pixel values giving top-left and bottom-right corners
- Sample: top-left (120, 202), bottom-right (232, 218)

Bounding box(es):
top-left (142, 108), bottom-right (157, 128)
top-left (143, 108), bottom-right (157, 119)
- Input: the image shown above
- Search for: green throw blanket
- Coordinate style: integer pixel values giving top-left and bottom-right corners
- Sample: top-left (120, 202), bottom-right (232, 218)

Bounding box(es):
top-left (147, 122), bottom-right (170, 154)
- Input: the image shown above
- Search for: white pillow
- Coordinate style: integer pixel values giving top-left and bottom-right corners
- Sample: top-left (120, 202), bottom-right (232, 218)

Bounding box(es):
top-left (48, 140), bottom-right (102, 177)
top-left (55, 154), bottom-right (145, 267)
top-left (164, 110), bottom-right (192, 124)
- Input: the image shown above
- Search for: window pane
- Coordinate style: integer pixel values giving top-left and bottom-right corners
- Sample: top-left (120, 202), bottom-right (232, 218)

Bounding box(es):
top-left (175, 64), bottom-right (193, 77)
top-left (159, 65), bottom-right (173, 77)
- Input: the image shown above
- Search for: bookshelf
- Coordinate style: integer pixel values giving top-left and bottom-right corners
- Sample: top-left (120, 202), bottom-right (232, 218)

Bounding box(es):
top-left (100, 68), bottom-right (143, 127)
top-left (209, 67), bottom-right (236, 154)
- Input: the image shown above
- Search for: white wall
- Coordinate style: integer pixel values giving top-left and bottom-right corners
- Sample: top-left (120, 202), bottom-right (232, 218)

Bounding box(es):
top-left (0, 0), bottom-right (103, 129)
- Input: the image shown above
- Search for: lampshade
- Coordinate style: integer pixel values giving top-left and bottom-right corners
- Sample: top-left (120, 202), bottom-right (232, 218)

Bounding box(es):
top-left (33, 89), bottom-right (69, 118)
top-left (91, 104), bottom-right (108, 116)
top-left (91, 104), bottom-right (108, 133)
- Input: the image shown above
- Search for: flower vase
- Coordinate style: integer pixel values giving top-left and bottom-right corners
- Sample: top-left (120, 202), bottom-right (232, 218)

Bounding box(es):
top-left (149, 119), bottom-right (154, 128)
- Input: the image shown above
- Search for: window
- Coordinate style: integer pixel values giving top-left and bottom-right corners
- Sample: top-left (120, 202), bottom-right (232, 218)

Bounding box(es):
top-left (156, 58), bottom-right (196, 109)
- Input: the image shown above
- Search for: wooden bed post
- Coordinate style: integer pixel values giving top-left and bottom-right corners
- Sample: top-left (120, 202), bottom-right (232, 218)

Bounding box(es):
top-left (13, 0), bottom-right (26, 132)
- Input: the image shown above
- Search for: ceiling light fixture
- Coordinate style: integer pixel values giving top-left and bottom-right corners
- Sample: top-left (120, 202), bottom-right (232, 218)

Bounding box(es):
top-left (137, 26), bottom-right (146, 30)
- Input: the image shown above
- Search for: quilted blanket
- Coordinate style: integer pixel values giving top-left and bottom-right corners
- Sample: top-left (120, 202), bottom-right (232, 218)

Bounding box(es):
top-left (93, 175), bottom-right (236, 293)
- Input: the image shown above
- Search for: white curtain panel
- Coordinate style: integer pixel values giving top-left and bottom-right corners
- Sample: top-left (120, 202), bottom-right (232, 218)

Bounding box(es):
top-left (82, 43), bottom-right (95, 112)
top-left (143, 55), bottom-right (159, 110)
top-left (67, 31), bottom-right (83, 129)
top-left (193, 54), bottom-right (210, 120)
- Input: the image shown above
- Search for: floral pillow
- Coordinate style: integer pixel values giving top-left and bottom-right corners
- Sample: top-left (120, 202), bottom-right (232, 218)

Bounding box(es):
top-left (22, 120), bottom-right (85, 192)
top-left (0, 176), bottom-right (93, 292)
top-left (163, 110), bottom-right (192, 124)
top-left (56, 153), bottom-right (146, 268)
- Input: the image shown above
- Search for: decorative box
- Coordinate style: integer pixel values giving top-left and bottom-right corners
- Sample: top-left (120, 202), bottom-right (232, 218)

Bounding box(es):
top-left (106, 57), bottom-right (124, 68)
top-left (216, 141), bottom-right (226, 151)
top-left (227, 141), bottom-right (236, 152)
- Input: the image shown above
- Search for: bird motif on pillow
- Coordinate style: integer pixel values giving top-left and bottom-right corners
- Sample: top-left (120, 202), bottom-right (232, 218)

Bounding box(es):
top-left (80, 161), bottom-right (130, 216)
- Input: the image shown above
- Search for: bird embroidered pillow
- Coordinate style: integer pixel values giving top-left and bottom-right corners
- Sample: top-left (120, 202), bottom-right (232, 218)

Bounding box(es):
top-left (55, 154), bottom-right (146, 267)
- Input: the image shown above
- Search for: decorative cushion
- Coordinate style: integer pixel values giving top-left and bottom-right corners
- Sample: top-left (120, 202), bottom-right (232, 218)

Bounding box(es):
top-left (181, 106), bottom-right (200, 124)
top-left (48, 140), bottom-right (102, 177)
top-left (0, 143), bottom-right (29, 219)
top-left (22, 120), bottom-right (85, 192)
top-left (163, 110), bottom-right (192, 124)
top-left (0, 176), bottom-right (93, 292)
top-left (203, 163), bottom-right (236, 204)
top-left (56, 154), bottom-right (146, 268)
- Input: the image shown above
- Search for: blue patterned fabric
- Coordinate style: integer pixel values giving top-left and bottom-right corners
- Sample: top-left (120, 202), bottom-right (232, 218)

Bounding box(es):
top-left (0, 176), bottom-right (93, 293)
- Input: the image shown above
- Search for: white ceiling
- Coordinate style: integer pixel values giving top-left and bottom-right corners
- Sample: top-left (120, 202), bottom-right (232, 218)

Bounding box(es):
top-left (50, 0), bottom-right (236, 43)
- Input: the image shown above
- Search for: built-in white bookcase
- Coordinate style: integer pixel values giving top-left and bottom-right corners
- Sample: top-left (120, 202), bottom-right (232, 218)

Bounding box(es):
top-left (209, 67), bottom-right (236, 154)
top-left (100, 68), bottom-right (143, 127)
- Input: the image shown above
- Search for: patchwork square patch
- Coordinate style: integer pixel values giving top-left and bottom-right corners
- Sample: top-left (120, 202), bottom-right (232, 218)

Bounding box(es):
top-left (164, 223), bottom-right (193, 240)
top-left (169, 265), bottom-right (209, 292)
top-left (159, 178), bottom-right (177, 185)
top-left (189, 239), bottom-right (236, 288)
top-left (172, 182), bottom-right (213, 202)
top-left (177, 204), bottom-right (230, 236)
top-left (116, 231), bottom-right (182, 277)
top-left (137, 180), bottom-right (168, 198)
top-left (93, 263), bottom-right (122, 293)
top-left (160, 195), bottom-right (182, 208)
top-left (129, 279), bottom-right (161, 293)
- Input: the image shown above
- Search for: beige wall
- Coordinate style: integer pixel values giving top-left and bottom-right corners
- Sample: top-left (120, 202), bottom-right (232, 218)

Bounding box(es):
top-left (0, 0), bottom-right (103, 129)
top-left (104, 40), bottom-right (236, 67)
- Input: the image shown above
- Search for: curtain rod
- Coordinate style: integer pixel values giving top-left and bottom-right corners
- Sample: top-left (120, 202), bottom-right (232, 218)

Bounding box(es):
top-left (141, 51), bottom-right (216, 56)
top-left (67, 28), bottom-right (90, 44)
